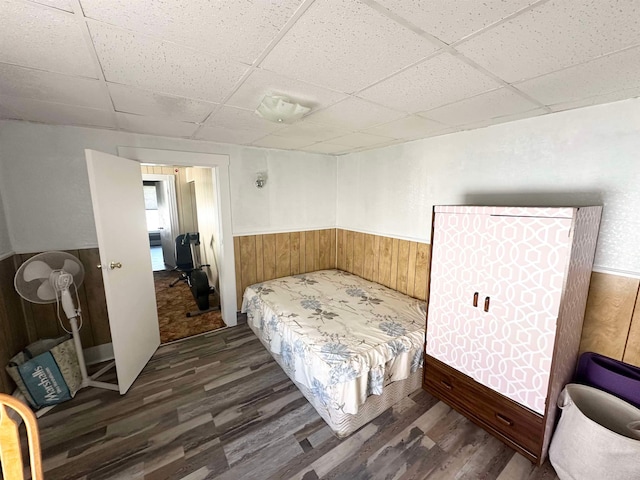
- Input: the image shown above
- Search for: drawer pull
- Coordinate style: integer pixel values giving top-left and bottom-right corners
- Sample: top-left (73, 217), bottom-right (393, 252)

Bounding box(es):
top-left (473, 292), bottom-right (479, 307)
top-left (495, 413), bottom-right (513, 426)
top-left (440, 380), bottom-right (453, 390)
top-left (484, 296), bottom-right (490, 312)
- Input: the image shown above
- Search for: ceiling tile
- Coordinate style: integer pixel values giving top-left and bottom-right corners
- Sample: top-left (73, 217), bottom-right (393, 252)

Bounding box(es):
top-left (251, 135), bottom-right (315, 150)
top-left (331, 132), bottom-right (394, 148)
top-left (515, 47), bottom-right (640, 107)
top-left (205, 106), bottom-right (285, 136)
top-left (116, 112), bottom-right (198, 138)
top-left (193, 125), bottom-right (268, 145)
top-left (363, 115), bottom-right (447, 139)
top-left (376, 0), bottom-right (537, 44)
top-left (358, 52), bottom-right (501, 112)
top-left (420, 88), bottom-right (540, 126)
top-left (108, 83), bottom-right (217, 123)
top-left (89, 22), bottom-right (249, 103)
top-left (301, 142), bottom-right (352, 154)
top-left (0, 63), bottom-right (110, 109)
top-left (0, 95), bottom-right (115, 127)
top-left (304, 97), bottom-right (405, 131)
top-left (0, 0), bottom-right (98, 77)
top-left (28, 0), bottom-right (73, 12)
top-left (80, 0), bottom-right (303, 65)
top-left (456, 0), bottom-right (640, 83)
top-left (272, 121), bottom-right (346, 144)
top-left (260, 0), bottom-right (439, 93)
top-left (226, 68), bottom-right (347, 112)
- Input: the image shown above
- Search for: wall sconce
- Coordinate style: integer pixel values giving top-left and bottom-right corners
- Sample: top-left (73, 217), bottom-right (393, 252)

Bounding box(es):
top-left (255, 172), bottom-right (267, 188)
top-left (255, 94), bottom-right (310, 124)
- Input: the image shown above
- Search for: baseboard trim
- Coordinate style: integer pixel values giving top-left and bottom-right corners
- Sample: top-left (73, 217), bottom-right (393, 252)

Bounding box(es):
top-left (592, 266), bottom-right (640, 279)
top-left (84, 343), bottom-right (114, 365)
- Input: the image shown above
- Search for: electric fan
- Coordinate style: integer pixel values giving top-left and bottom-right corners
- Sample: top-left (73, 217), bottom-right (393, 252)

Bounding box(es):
top-left (14, 251), bottom-right (118, 392)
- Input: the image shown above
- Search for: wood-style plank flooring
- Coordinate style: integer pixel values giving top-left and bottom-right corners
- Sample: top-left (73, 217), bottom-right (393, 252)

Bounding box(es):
top-left (36, 322), bottom-right (560, 479)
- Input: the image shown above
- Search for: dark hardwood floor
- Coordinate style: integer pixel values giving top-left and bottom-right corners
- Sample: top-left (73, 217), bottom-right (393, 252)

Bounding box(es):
top-left (35, 323), bottom-right (560, 479)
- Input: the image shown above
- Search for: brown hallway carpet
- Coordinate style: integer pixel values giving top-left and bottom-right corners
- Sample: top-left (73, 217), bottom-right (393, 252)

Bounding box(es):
top-left (154, 269), bottom-right (226, 343)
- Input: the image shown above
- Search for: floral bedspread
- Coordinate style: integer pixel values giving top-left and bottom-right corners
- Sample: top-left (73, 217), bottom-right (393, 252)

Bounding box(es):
top-left (242, 269), bottom-right (426, 415)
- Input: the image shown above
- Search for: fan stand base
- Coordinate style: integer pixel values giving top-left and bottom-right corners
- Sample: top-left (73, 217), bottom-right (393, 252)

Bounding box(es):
top-left (71, 317), bottom-right (119, 392)
top-left (85, 360), bottom-right (119, 391)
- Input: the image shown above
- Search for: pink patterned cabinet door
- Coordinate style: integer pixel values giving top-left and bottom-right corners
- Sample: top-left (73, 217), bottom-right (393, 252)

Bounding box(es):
top-left (474, 215), bottom-right (573, 414)
top-left (426, 212), bottom-right (492, 379)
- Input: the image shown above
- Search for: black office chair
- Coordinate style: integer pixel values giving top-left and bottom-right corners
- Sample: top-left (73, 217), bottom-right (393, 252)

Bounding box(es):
top-left (169, 233), bottom-right (219, 316)
top-left (169, 234), bottom-right (194, 287)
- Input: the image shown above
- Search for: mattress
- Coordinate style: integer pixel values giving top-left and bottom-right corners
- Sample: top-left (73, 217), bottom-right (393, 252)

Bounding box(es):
top-left (242, 269), bottom-right (426, 415)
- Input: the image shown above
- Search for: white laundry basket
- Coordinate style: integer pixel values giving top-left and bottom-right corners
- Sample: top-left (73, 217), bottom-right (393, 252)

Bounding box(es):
top-left (549, 383), bottom-right (640, 480)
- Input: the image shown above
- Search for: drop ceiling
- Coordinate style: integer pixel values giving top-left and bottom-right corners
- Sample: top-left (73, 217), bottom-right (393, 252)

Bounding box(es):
top-left (0, 0), bottom-right (639, 155)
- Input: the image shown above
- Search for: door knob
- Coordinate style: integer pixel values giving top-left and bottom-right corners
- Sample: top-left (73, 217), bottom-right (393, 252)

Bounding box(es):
top-left (109, 261), bottom-right (122, 269)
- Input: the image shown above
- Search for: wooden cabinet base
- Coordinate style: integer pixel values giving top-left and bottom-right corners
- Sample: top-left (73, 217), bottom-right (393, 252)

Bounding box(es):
top-left (423, 355), bottom-right (544, 465)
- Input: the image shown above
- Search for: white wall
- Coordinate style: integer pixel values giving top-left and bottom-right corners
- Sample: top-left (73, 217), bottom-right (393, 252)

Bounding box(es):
top-left (230, 146), bottom-right (337, 235)
top-left (337, 98), bottom-right (640, 274)
top-left (0, 121), bottom-right (337, 253)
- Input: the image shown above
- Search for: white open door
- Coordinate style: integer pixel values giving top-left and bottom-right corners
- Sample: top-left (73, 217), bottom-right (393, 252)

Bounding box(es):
top-left (86, 149), bottom-right (160, 394)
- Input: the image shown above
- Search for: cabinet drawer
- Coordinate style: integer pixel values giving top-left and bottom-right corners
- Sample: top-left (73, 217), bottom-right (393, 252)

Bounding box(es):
top-left (423, 355), bottom-right (543, 458)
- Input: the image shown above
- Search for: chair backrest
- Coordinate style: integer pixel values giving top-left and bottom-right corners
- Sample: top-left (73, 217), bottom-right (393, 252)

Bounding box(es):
top-left (174, 234), bottom-right (194, 270)
top-left (0, 393), bottom-right (43, 480)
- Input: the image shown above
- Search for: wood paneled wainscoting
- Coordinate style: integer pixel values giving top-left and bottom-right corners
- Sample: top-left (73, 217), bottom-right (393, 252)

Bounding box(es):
top-left (0, 248), bottom-right (112, 394)
top-left (0, 254), bottom-right (29, 394)
top-left (233, 229), bottom-right (336, 309)
top-left (579, 271), bottom-right (640, 367)
top-left (234, 228), bottom-right (640, 371)
top-left (336, 229), bottom-right (430, 302)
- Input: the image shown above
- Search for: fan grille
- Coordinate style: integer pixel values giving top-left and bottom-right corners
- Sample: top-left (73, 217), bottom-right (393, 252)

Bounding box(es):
top-left (14, 251), bottom-right (85, 304)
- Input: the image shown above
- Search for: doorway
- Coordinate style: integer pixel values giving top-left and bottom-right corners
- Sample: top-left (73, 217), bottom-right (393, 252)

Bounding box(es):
top-left (85, 147), bottom-right (237, 393)
top-left (141, 164), bottom-right (226, 343)
top-left (141, 175), bottom-right (180, 272)
top-left (117, 147), bottom-right (237, 331)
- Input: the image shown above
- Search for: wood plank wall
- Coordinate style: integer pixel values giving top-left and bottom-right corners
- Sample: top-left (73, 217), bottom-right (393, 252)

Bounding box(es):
top-left (0, 255), bottom-right (29, 394)
top-left (17, 249), bottom-right (112, 350)
top-left (579, 272), bottom-right (640, 367)
top-left (336, 229), bottom-right (430, 302)
top-left (0, 248), bottom-right (111, 394)
top-left (233, 229), bottom-right (336, 309)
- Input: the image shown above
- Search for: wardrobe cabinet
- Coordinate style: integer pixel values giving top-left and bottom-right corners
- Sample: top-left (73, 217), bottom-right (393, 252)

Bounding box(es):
top-left (423, 205), bottom-right (602, 464)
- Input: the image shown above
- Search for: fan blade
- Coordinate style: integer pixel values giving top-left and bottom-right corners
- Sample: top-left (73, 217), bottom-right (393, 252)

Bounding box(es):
top-left (36, 281), bottom-right (57, 301)
top-left (62, 259), bottom-right (81, 277)
top-left (23, 260), bottom-right (53, 282)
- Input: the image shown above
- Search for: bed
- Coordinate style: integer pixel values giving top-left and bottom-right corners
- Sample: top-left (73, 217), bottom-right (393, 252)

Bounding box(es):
top-left (242, 269), bottom-right (426, 437)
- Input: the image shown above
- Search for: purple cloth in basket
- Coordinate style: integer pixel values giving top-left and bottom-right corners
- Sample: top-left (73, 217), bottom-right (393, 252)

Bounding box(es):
top-left (575, 352), bottom-right (640, 408)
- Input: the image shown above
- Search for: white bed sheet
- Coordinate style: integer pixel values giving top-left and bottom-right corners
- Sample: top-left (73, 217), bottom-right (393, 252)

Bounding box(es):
top-left (242, 269), bottom-right (426, 415)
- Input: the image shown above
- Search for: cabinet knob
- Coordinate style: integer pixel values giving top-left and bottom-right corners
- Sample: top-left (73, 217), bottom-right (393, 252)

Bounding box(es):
top-left (484, 296), bottom-right (490, 312)
top-left (473, 292), bottom-right (479, 307)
